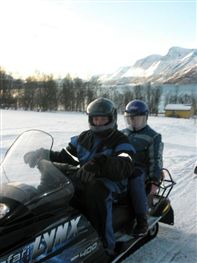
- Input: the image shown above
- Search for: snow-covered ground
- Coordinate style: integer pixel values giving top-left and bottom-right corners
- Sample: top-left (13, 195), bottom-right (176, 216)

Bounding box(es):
top-left (1, 109), bottom-right (197, 262)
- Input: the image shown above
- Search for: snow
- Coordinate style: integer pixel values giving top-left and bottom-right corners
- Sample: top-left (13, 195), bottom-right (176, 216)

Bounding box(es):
top-left (122, 61), bottom-right (161, 78)
top-left (1, 109), bottom-right (197, 262)
top-left (166, 47), bottom-right (195, 60)
top-left (122, 66), bottom-right (146, 77)
top-left (165, 104), bottom-right (192, 111)
top-left (180, 52), bottom-right (193, 62)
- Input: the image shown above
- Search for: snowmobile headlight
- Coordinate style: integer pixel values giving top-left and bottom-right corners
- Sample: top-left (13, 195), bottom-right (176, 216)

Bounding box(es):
top-left (0, 203), bottom-right (10, 219)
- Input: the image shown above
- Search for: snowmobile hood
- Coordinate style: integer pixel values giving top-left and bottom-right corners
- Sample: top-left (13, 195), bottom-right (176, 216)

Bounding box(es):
top-left (0, 130), bottom-right (74, 224)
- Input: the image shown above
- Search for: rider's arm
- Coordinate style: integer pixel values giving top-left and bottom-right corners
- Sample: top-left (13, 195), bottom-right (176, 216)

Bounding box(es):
top-left (50, 149), bottom-right (79, 166)
top-left (91, 140), bottom-right (136, 181)
top-left (148, 133), bottom-right (163, 183)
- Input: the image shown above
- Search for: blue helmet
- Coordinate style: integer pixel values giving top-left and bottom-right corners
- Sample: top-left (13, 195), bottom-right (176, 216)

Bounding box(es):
top-left (124, 100), bottom-right (149, 117)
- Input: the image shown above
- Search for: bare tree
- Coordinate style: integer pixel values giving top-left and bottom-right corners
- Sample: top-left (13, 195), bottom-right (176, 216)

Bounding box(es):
top-left (0, 68), bottom-right (15, 108)
top-left (22, 77), bottom-right (38, 110)
top-left (61, 74), bottom-right (74, 111)
top-left (133, 84), bottom-right (143, 99)
top-left (37, 74), bottom-right (58, 111)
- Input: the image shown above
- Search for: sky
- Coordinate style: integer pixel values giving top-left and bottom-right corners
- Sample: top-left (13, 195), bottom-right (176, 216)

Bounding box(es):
top-left (0, 0), bottom-right (196, 79)
top-left (1, 109), bottom-right (197, 262)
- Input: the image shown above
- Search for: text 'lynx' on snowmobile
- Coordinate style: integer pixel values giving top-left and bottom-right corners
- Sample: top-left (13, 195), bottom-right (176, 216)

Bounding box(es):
top-left (0, 130), bottom-right (175, 263)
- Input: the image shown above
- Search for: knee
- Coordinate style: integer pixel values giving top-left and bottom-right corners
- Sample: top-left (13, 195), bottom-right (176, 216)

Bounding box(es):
top-left (128, 170), bottom-right (146, 193)
top-left (86, 180), bottom-right (109, 200)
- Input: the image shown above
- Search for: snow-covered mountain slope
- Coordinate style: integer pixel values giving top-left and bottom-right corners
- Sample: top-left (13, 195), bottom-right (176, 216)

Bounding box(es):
top-left (164, 64), bottom-right (197, 84)
top-left (100, 47), bottom-right (197, 85)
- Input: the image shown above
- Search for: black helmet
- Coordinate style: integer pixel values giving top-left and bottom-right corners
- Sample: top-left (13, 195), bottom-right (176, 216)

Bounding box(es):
top-left (87, 97), bottom-right (117, 133)
top-left (124, 99), bottom-right (149, 117)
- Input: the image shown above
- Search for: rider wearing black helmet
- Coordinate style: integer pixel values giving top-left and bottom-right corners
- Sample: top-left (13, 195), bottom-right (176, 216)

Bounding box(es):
top-left (49, 97), bottom-right (136, 257)
top-left (87, 97), bottom-right (117, 133)
top-left (122, 99), bottom-right (164, 236)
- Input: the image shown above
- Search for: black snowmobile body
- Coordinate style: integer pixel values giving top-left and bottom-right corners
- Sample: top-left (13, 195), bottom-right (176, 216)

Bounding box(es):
top-left (0, 130), bottom-right (175, 263)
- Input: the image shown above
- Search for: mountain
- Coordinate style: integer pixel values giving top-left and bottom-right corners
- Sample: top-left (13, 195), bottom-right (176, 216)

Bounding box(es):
top-left (99, 47), bottom-right (197, 85)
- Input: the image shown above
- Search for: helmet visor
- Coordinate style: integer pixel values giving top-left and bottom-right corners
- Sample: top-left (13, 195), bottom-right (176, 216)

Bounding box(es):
top-left (125, 115), bottom-right (147, 131)
top-left (124, 110), bottom-right (146, 117)
top-left (89, 115), bottom-right (115, 133)
top-left (91, 116), bottom-right (110, 126)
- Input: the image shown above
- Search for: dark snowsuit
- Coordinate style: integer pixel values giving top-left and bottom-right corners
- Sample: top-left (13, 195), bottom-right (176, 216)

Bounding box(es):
top-left (122, 125), bottom-right (163, 215)
top-left (50, 129), bottom-right (135, 251)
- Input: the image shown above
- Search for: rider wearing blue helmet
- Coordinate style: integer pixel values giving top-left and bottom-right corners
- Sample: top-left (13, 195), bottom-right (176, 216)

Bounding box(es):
top-left (122, 99), bottom-right (164, 236)
top-left (124, 99), bottom-right (149, 131)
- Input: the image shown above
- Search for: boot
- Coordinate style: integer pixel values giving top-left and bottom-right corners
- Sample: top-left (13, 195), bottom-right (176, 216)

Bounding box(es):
top-left (133, 214), bottom-right (148, 237)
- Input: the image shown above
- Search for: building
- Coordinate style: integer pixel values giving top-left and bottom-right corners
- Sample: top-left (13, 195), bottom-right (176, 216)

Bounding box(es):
top-left (164, 104), bottom-right (194, 118)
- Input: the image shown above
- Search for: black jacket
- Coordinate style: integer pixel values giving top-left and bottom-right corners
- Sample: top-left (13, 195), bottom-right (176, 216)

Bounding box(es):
top-left (51, 129), bottom-right (136, 181)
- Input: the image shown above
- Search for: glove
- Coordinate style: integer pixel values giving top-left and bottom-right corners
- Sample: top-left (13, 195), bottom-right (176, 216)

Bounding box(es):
top-left (149, 183), bottom-right (159, 195)
top-left (24, 148), bottom-right (48, 168)
top-left (149, 170), bottom-right (164, 195)
top-left (92, 154), bottom-right (107, 166)
top-left (77, 160), bottom-right (100, 183)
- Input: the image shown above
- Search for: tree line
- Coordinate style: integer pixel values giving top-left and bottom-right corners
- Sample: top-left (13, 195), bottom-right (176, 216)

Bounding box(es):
top-left (0, 67), bottom-right (196, 115)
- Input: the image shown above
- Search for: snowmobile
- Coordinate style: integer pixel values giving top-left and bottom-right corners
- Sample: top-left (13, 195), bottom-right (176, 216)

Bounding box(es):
top-left (0, 130), bottom-right (175, 263)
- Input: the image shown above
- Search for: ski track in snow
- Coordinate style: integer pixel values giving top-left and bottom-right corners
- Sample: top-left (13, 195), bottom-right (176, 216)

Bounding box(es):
top-left (1, 110), bottom-right (197, 263)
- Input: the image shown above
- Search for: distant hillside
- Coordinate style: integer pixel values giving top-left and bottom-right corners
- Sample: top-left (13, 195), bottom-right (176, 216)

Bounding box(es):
top-left (99, 47), bottom-right (197, 85)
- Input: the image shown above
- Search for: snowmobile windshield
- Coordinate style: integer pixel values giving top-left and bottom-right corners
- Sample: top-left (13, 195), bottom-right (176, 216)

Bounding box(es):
top-left (0, 130), bottom-right (73, 205)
